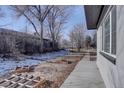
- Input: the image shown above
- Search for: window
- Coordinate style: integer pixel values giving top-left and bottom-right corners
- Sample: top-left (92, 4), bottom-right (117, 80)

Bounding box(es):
top-left (104, 15), bottom-right (110, 53)
top-left (102, 6), bottom-right (116, 56)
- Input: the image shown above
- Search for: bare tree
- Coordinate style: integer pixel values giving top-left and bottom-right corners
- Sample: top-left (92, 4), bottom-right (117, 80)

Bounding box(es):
top-left (61, 38), bottom-right (70, 49)
top-left (93, 32), bottom-right (97, 48)
top-left (85, 35), bottom-right (92, 49)
top-left (90, 32), bottom-right (97, 48)
top-left (11, 5), bottom-right (53, 52)
top-left (69, 24), bottom-right (85, 52)
top-left (46, 6), bottom-right (71, 50)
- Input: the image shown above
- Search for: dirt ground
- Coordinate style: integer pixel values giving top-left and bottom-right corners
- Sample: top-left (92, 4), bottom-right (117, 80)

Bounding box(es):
top-left (5, 55), bottom-right (84, 88)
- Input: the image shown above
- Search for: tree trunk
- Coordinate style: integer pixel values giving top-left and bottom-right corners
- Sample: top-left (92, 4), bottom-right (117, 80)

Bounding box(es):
top-left (40, 22), bottom-right (44, 53)
top-left (77, 46), bottom-right (80, 52)
top-left (77, 43), bottom-right (81, 52)
top-left (52, 36), bottom-right (56, 51)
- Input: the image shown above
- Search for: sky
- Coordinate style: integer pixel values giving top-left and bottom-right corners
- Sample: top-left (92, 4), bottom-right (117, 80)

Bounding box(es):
top-left (0, 5), bottom-right (96, 39)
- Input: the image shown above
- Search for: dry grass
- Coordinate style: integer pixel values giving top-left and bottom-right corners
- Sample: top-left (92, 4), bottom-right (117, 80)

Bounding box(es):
top-left (51, 63), bottom-right (76, 87)
top-left (34, 80), bottom-right (53, 88)
top-left (36, 56), bottom-right (82, 88)
top-left (10, 55), bottom-right (83, 88)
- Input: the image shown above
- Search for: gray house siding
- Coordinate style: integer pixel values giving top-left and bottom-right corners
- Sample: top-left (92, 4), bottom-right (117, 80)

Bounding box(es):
top-left (97, 6), bottom-right (124, 87)
top-left (116, 6), bottom-right (124, 87)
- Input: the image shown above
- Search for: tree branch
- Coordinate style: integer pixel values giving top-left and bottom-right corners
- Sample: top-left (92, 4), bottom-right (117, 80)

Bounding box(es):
top-left (13, 6), bottom-right (40, 36)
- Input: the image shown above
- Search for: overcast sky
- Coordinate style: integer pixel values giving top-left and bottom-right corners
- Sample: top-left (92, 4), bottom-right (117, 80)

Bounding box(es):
top-left (0, 5), bottom-right (95, 39)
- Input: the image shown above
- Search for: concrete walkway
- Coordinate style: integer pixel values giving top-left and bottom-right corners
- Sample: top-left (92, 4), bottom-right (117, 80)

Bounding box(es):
top-left (61, 55), bottom-right (105, 88)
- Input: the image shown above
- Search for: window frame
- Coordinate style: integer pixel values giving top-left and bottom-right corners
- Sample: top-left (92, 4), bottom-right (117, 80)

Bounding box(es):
top-left (100, 6), bottom-right (116, 64)
top-left (103, 13), bottom-right (111, 53)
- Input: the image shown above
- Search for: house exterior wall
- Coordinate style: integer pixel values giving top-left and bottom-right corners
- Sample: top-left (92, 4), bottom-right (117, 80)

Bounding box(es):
top-left (116, 5), bottom-right (124, 87)
top-left (96, 5), bottom-right (124, 88)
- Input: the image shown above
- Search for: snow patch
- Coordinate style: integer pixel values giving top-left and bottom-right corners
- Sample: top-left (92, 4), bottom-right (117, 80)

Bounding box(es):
top-left (0, 50), bottom-right (69, 76)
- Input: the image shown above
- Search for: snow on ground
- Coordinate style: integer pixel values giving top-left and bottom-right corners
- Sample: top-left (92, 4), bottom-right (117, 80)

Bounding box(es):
top-left (0, 50), bottom-right (69, 76)
top-left (27, 50), bottom-right (69, 60)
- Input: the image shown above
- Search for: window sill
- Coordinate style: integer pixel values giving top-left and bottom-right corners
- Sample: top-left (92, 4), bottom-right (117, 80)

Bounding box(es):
top-left (100, 51), bottom-right (116, 65)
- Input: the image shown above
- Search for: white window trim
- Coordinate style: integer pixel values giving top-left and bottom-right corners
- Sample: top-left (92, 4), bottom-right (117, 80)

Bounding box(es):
top-left (101, 6), bottom-right (116, 57)
top-left (101, 51), bottom-right (116, 59)
top-left (110, 12), bottom-right (112, 54)
top-left (103, 12), bottom-right (111, 53)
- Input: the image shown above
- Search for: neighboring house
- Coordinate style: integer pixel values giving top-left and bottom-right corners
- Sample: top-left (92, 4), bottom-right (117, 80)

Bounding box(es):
top-left (84, 5), bottom-right (124, 88)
